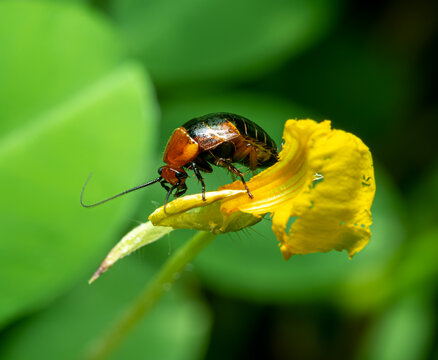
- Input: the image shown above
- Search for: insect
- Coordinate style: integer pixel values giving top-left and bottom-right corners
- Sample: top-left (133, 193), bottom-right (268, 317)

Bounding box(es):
top-left (81, 112), bottom-right (278, 211)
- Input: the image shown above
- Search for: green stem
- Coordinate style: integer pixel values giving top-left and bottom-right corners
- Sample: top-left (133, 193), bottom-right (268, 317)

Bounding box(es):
top-left (85, 231), bottom-right (216, 360)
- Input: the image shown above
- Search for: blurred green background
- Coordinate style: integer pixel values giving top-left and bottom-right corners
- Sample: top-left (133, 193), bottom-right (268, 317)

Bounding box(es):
top-left (0, 0), bottom-right (437, 359)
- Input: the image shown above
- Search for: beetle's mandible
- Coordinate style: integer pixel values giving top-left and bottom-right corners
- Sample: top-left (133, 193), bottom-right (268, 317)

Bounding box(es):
top-left (81, 112), bottom-right (278, 211)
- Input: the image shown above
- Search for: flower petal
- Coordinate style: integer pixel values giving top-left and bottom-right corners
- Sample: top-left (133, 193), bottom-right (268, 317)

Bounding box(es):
top-left (149, 190), bottom-right (261, 233)
top-left (221, 120), bottom-right (375, 259)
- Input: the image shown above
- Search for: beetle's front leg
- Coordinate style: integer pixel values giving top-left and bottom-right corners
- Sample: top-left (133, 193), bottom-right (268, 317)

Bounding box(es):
top-left (174, 183), bottom-right (187, 197)
top-left (191, 162), bottom-right (206, 201)
top-left (160, 180), bottom-right (171, 192)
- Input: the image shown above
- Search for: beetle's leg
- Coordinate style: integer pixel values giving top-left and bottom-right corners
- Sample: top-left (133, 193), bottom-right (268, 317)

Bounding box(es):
top-left (249, 146), bottom-right (259, 171)
top-left (160, 180), bottom-right (171, 192)
top-left (192, 162), bottom-right (206, 201)
top-left (193, 157), bottom-right (213, 173)
top-left (174, 183), bottom-right (187, 197)
top-left (216, 159), bottom-right (253, 199)
top-left (229, 163), bottom-right (253, 199)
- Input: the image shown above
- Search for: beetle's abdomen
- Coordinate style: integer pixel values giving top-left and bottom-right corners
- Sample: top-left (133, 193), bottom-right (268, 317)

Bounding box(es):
top-left (226, 113), bottom-right (277, 151)
top-left (231, 136), bottom-right (278, 169)
top-left (182, 113), bottom-right (240, 151)
top-left (183, 112), bottom-right (278, 169)
top-left (225, 113), bottom-right (278, 168)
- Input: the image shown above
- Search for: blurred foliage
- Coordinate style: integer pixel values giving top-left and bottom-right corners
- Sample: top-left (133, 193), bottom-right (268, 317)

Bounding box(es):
top-left (0, 258), bottom-right (211, 360)
top-left (110, 0), bottom-right (339, 88)
top-left (0, 0), bottom-right (437, 359)
top-left (409, 160), bottom-right (438, 230)
top-left (358, 294), bottom-right (435, 360)
top-left (0, 1), bottom-right (158, 327)
top-left (259, 35), bottom-right (415, 139)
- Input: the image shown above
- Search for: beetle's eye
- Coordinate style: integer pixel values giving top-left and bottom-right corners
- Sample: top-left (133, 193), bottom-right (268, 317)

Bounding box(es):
top-left (176, 171), bottom-right (187, 179)
top-left (158, 167), bottom-right (163, 175)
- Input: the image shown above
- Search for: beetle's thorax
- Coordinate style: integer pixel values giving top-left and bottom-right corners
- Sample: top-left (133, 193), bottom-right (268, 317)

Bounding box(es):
top-left (163, 127), bottom-right (199, 167)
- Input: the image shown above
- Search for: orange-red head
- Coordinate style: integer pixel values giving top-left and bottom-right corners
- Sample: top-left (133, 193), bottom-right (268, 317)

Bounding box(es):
top-left (158, 165), bottom-right (188, 189)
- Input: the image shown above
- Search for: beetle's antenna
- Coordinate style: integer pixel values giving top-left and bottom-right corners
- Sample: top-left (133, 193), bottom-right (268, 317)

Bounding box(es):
top-left (80, 173), bottom-right (162, 208)
top-left (163, 185), bottom-right (177, 214)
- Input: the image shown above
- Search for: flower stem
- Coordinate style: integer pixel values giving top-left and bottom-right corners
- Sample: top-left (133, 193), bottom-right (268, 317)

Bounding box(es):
top-left (85, 231), bottom-right (216, 360)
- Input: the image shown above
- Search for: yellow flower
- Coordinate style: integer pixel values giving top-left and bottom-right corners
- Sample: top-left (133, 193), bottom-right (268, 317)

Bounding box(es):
top-left (90, 119), bottom-right (375, 282)
top-left (150, 119), bottom-right (375, 260)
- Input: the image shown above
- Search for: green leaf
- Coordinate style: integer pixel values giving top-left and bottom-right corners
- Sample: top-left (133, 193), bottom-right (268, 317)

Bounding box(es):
top-left (110, 0), bottom-right (339, 87)
top-left (344, 227), bottom-right (438, 313)
top-left (0, 1), bottom-right (124, 133)
top-left (0, 258), bottom-right (211, 360)
top-left (358, 295), bottom-right (435, 360)
top-left (0, 1), bottom-right (158, 327)
top-left (140, 94), bottom-right (405, 303)
top-left (393, 229), bottom-right (438, 296)
top-left (409, 160), bottom-right (438, 230)
top-left (271, 37), bottom-right (414, 138)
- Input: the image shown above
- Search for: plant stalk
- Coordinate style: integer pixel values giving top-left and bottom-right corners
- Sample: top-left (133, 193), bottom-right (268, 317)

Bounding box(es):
top-left (84, 231), bottom-right (216, 360)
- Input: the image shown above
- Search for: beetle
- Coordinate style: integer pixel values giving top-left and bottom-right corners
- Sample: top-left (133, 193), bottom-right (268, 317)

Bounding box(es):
top-left (80, 112), bottom-right (278, 211)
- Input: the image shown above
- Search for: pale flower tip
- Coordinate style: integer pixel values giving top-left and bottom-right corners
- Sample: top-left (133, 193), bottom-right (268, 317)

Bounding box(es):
top-left (87, 222), bottom-right (173, 283)
top-left (89, 265), bottom-right (106, 284)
